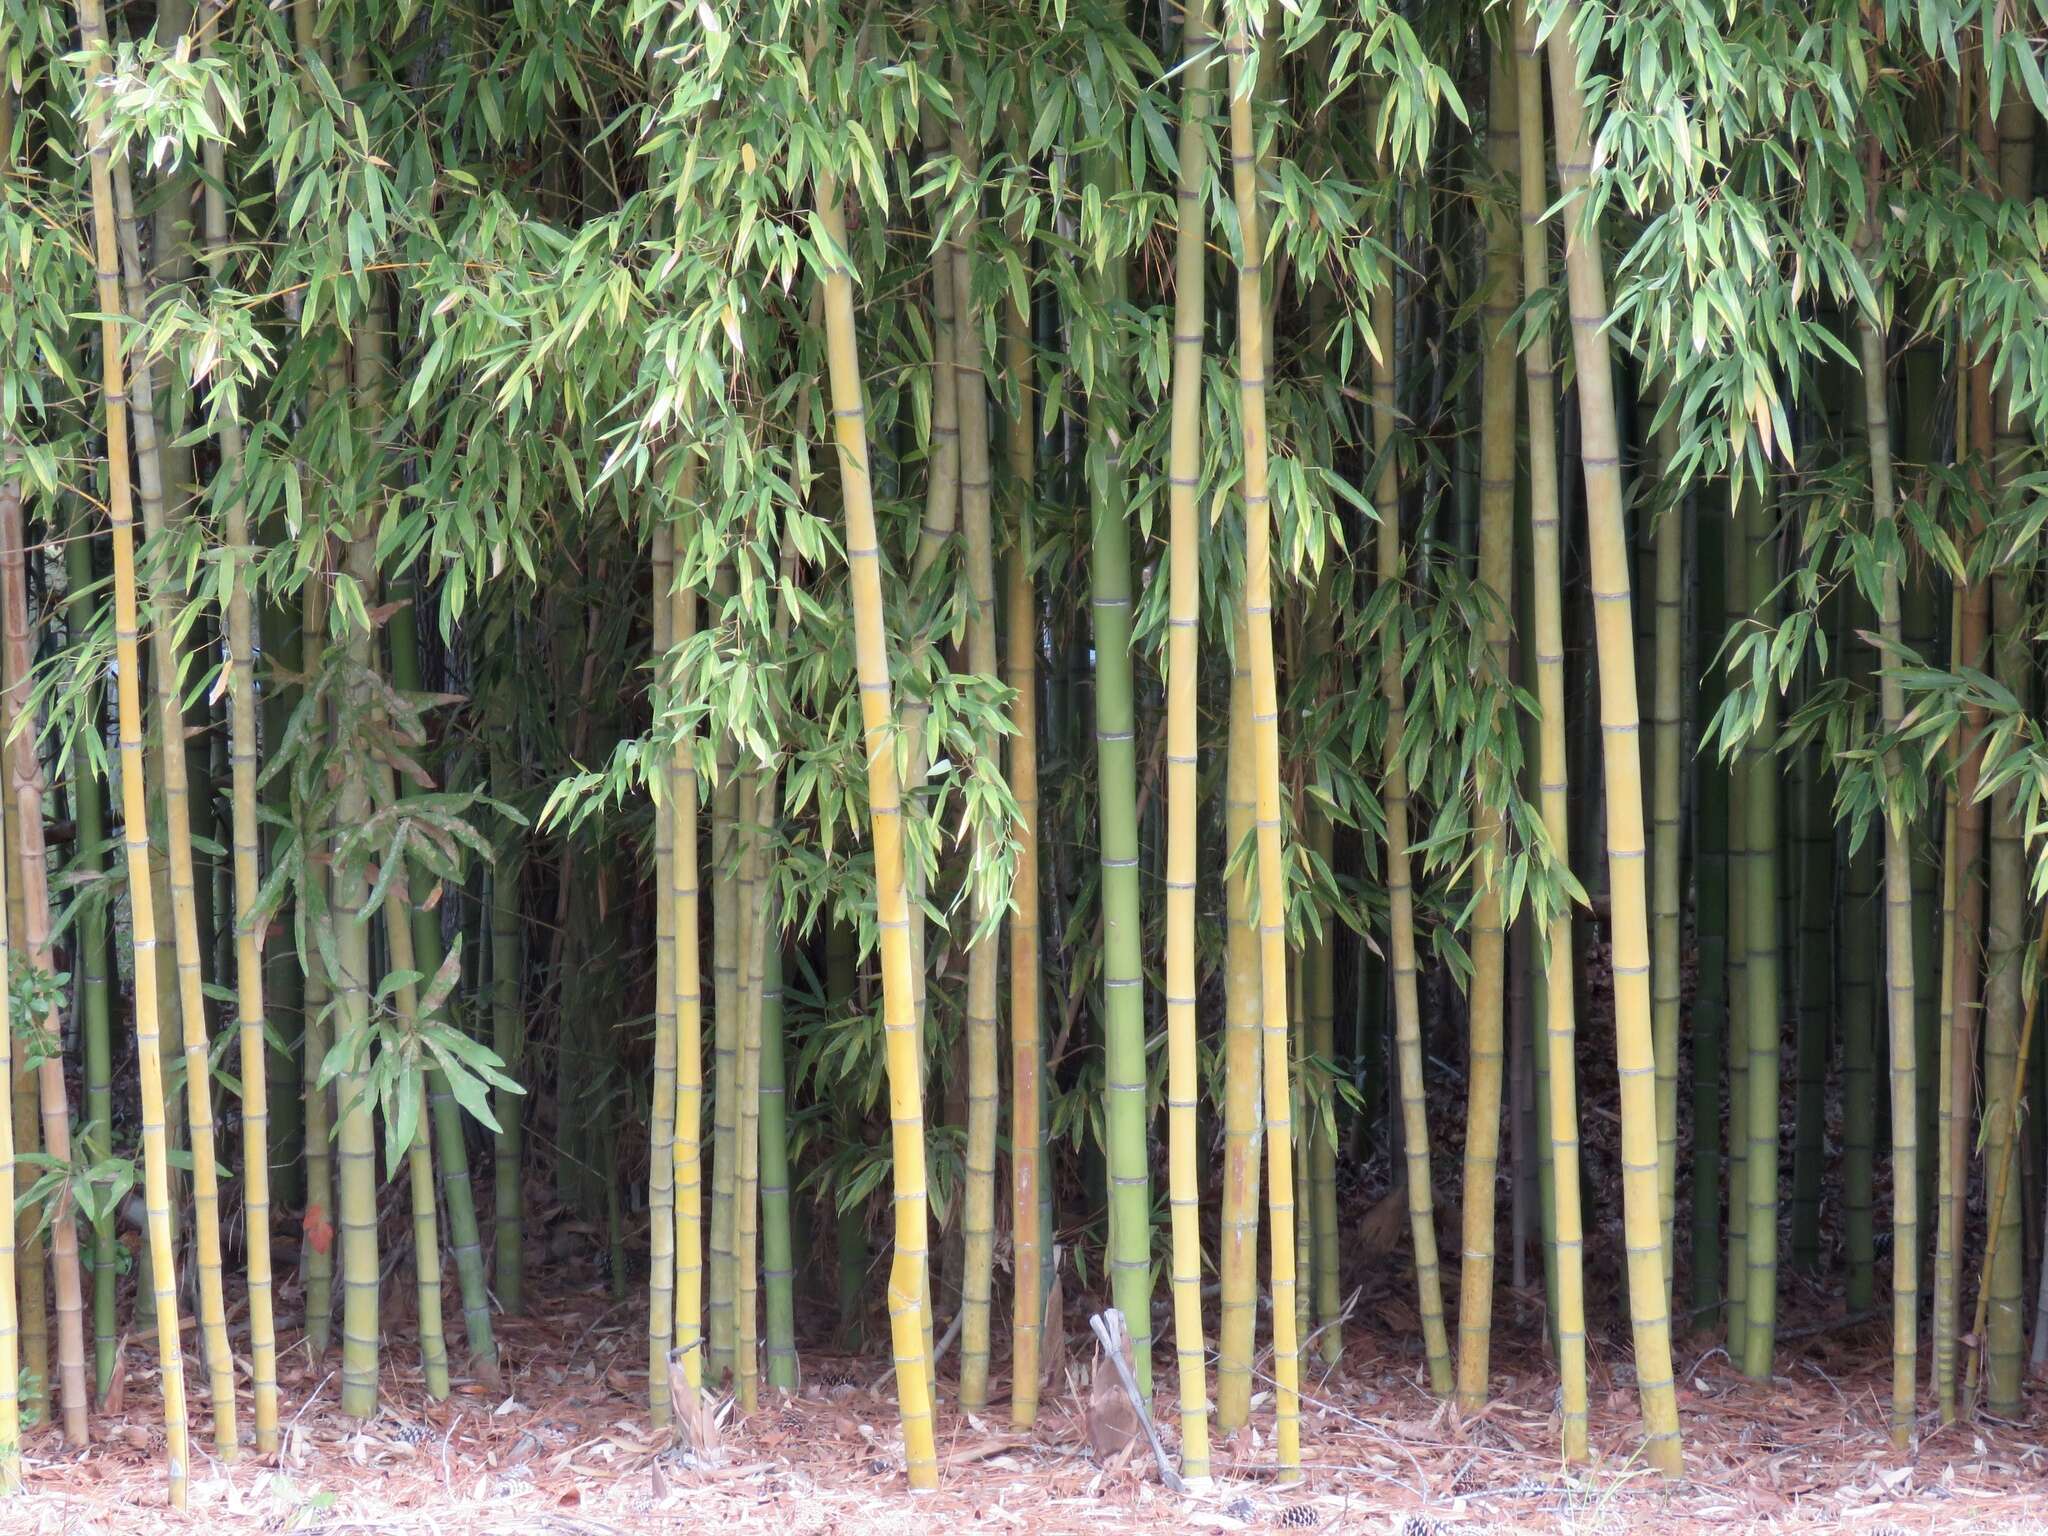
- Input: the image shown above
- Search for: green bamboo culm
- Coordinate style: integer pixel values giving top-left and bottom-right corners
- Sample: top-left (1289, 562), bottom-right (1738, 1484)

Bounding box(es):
top-left (77, 0), bottom-right (193, 1485)
top-left (648, 527), bottom-right (679, 1421)
top-left (199, 34), bottom-right (279, 1442)
top-left (380, 876), bottom-right (449, 1400)
top-left (1739, 478), bottom-right (1781, 1383)
top-left (300, 567), bottom-right (335, 1361)
top-left (950, 73), bottom-right (1003, 1410)
top-left (1085, 167), bottom-right (1153, 1398)
top-left (1690, 506), bottom-right (1727, 1324)
top-left (1515, 4), bottom-right (1588, 1458)
top-left (759, 940), bottom-right (796, 1392)
top-left (331, 275), bottom-right (391, 1420)
top-left (1226, 16), bottom-right (1303, 1477)
top-left (63, 493), bottom-right (119, 1404)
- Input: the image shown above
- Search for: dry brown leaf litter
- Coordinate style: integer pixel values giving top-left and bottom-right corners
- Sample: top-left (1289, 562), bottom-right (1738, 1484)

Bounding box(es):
top-left (5, 1269), bottom-right (2048, 1536)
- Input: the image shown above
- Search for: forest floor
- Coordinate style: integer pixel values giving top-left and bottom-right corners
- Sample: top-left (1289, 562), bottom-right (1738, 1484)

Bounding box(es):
top-left (12, 1245), bottom-right (2048, 1536)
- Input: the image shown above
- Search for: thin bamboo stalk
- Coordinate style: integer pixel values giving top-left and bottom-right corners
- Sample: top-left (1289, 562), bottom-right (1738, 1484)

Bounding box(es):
top-left (1739, 482), bottom-right (1782, 1382)
top-left (64, 494), bottom-right (118, 1402)
top-left (1227, 17), bottom-right (1302, 1474)
top-left (0, 476), bottom-right (89, 1447)
top-left (649, 527), bottom-right (678, 1420)
top-left (950, 92), bottom-right (1002, 1410)
top-left (669, 523), bottom-right (706, 1394)
top-left (201, 40), bottom-right (279, 1443)
top-left (1456, 39), bottom-right (1519, 1413)
top-left (1215, 620), bottom-right (1262, 1432)
top-left (1515, 9), bottom-right (1588, 1457)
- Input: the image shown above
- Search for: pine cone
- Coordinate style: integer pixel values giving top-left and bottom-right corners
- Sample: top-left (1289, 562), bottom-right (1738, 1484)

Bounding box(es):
top-left (1278, 1506), bottom-right (1320, 1529)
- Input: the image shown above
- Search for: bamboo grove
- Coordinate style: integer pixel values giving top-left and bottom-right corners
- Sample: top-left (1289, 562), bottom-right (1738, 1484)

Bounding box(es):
top-left (0, 0), bottom-right (2046, 1505)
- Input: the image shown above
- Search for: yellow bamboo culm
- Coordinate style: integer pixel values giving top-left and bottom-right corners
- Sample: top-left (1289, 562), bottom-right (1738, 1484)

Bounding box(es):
top-left (1544, 11), bottom-right (1684, 1474)
top-left (1163, 0), bottom-right (1214, 1480)
top-left (0, 481), bottom-right (90, 1449)
top-left (1515, 3), bottom-right (1590, 1460)
top-left (1455, 37), bottom-right (1520, 1416)
top-left (1225, 16), bottom-right (1302, 1479)
top-left (670, 508), bottom-right (706, 1394)
top-left (649, 525), bottom-right (679, 1422)
top-left (76, 0), bottom-right (191, 1498)
top-left (109, 148), bottom-right (239, 1458)
top-left (814, 162), bottom-right (939, 1490)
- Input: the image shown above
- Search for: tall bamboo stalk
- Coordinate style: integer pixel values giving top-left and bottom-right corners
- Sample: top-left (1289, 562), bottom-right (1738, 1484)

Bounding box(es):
top-left (331, 272), bottom-right (388, 1421)
top-left (0, 467), bottom-right (88, 1447)
top-left (1516, 9), bottom-right (1588, 1457)
top-left (1456, 39), bottom-right (1519, 1413)
top-left (1366, 106), bottom-right (1454, 1403)
top-left (0, 566), bottom-right (17, 1490)
top-left (1001, 269), bottom-right (1044, 1430)
top-left (1978, 82), bottom-right (2033, 1418)
top-left (1739, 481), bottom-right (1782, 1382)
top-left (1227, 17), bottom-right (1302, 1474)
top-left (64, 493), bottom-right (118, 1401)
top-left (111, 151), bottom-right (237, 1455)
top-left (1084, 155), bottom-right (1152, 1396)
top-left (649, 526), bottom-right (679, 1420)
top-left (1861, 356), bottom-right (1920, 1428)
top-left (1649, 406), bottom-right (1683, 1298)
top-left (1691, 507), bottom-right (1727, 1321)
top-left (1545, 18), bottom-right (1684, 1472)
top-left (1723, 497), bottom-right (1751, 1344)
top-left (668, 519), bottom-right (706, 1394)
top-left (1216, 618), bottom-right (1263, 1432)
top-left (814, 158), bottom-right (938, 1488)
top-left (76, 0), bottom-right (191, 1489)
top-left (1163, 0), bottom-right (1213, 1471)
top-left (301, 563), bottom-right (335, 1357)
top-left (950, 94), bottom-right (1002, 1409)
top-left (202, 42), bottom-right (279, 1443)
